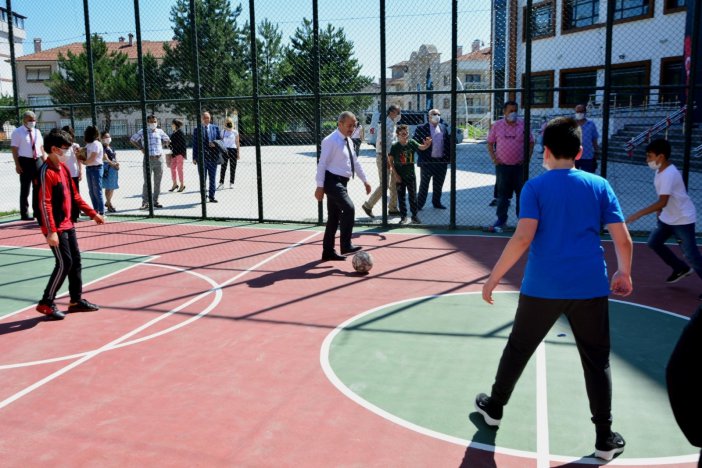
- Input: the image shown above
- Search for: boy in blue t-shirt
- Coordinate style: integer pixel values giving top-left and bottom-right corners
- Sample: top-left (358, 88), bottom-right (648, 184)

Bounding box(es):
top-left (474, 117), bottom-right (633, 461)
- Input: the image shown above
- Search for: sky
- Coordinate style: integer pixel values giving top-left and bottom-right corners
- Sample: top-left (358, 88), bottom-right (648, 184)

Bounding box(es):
top-left (9, 0), bottom-right (492, 81)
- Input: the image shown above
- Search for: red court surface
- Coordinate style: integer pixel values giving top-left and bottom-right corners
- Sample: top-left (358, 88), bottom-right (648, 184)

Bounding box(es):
top-left (0, 218), bottom-right (699, 467)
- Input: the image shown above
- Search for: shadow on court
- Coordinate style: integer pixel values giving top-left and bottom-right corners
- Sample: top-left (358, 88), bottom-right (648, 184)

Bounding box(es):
top-left (459, 412), bottom-right (497, 468)
top-left (246, 260), bottom-right (361, 288)
top-left (0, 316), bottom-right (45, 336)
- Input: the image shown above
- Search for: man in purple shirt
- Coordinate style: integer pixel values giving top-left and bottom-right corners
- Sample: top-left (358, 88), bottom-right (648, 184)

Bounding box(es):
top-left (487, 101), bottom-right (534, 231)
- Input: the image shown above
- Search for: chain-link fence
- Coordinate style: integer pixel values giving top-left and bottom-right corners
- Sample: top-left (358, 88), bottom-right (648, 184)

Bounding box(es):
top-left (1, 0), bottom-right (700, 233)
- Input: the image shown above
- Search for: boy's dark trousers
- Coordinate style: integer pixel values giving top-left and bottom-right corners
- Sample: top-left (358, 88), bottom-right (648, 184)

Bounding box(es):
top-left (42, 228), bottom-right (83, 304)
top-left (396, 175), bottom-right (417, 217)
top-left (322, 171), bottom-right (355, 254)
top-left (491, 294), bottom-right (613, 429)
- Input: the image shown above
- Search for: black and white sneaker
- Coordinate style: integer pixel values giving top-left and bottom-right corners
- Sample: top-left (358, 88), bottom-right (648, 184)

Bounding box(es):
top-left (666, 267), bottom-right (693, 283)
top-left (595, 431), bottom-right (625, 461)
top-left (474, 393), bottom-right (502, 427)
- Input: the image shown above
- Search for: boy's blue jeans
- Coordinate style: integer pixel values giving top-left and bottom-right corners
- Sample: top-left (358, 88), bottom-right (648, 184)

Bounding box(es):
top-left (647, 220), bottom-right (702, 279)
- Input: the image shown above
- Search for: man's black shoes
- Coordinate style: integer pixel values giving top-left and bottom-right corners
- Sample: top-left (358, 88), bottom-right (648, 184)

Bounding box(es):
top-left (67, 299), bottom-right (100, 313)
top-left (341, 244), bottom-right (362, 255)
top-left (321, 252), bottom-right (346, 261)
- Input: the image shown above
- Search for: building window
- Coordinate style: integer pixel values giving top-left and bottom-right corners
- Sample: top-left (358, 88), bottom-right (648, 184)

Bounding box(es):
top-left (560, 68), bottom-right (598, 107)
top-left (0, 10), bottom-right (7, 22)
top-left (611, 61), bottom-right (650, 107)
top-left (103, 119), bottom-right (128, 136)
top-left (443, 75), bottom-right (449, 86)
top-left (664, 0), bottom-right (686, 13)
top-left (563, 0), bottom-right (599, 31)
top-left (27, 95), bottom-right (53, 107)
top-left (464, 74), bottom-right (481, 83)
top-left (13, 14), bottom-right (24, 29)
top-left (524, 1), bottom-right (555, 41)
top-left (26, 66), bottom-right (52, 81)
top-left (660, 58), bottom-right (684, 105)
top-left (614, 0), bottom-right (653, 21)
top-left (443, 98), bottom-right (450, 109)
top-left (522, 71), bottom-right (554, 108)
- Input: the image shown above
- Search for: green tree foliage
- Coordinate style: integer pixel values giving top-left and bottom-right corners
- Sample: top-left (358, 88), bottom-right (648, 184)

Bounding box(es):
top-left (281, 19), bottom-right (373, 132)
top-left (162, 0), bottom-right (248, 118)
top-left (45, 34), bottom-right (138, 131)
top-left (0, 94), bottom-right (21, 126)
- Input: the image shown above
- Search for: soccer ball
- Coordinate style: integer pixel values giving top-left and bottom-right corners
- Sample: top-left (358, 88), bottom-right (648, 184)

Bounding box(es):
top-left (352, 251), bottom-right (373, 274)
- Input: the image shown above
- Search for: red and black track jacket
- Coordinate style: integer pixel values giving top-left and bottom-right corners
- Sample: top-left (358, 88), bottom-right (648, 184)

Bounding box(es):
top-left (34, 159), bottom-right (96, 236)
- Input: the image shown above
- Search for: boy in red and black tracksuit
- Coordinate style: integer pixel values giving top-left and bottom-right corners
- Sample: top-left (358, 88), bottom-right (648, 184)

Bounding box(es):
top-left (35, 129), bottom-right (105, 320)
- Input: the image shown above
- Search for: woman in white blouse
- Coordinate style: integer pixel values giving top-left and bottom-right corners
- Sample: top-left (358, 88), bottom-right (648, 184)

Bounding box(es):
top-left (217, 116), bottom-right (240, 190)
top-left (84, 126), bottom-right (106, 215)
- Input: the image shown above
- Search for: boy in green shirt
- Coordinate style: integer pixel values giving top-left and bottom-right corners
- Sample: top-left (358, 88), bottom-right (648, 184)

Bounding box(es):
top-left (389, 124), bottom-right (432, 224)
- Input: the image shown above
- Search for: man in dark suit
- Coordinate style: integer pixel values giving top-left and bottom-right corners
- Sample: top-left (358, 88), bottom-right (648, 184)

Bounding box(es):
top-left (192, 111), bottom-right (221, 203)
top-left (413, 108), bottom-right (450, 210)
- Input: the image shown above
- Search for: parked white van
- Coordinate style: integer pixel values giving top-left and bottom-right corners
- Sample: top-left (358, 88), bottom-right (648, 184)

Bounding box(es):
top-left (364, 110), bottom-right (463, 146)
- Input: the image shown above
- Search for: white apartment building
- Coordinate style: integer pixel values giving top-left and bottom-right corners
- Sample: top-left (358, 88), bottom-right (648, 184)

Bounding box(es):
top-left (0, 6), bottom-right (26, 96)
top-left (386, 40), bottom-right (492, 125)
top-left (14, 35), bottom-right (179, 136)
top-left (493, 0), bottom-right (687, 115)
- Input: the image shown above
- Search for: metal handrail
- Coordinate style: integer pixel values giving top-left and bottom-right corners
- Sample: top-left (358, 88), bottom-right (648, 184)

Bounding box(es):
top-left (624, 105), bottom-right (687, 157)
top-left (693, 143), bottom-right (702, 159)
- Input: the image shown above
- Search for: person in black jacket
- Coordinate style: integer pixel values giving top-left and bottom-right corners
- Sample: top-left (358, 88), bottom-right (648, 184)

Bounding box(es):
top-left (413, 109), bottom-right (451, 210)
top-left (667, 305), bottom-right (702, 465)
top-left (168, 119), bottom-right (187, 192)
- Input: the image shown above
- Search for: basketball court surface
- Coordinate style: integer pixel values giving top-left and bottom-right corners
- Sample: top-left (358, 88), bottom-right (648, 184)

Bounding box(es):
top-left (0, 216), bottom-right (699, 467)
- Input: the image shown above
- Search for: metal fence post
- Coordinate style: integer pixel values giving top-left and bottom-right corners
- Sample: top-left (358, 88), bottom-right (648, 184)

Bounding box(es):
top-left (599, 0), bottom-right (616, 179)
top-left (248, 0), bottom-right (264, 222)
top-left (449, 0), bottom-right (458, 229)
top-left (6, 0), bottom-right (20, 125)
top-left (189, 0), bottom-right (207, 218)
top-left (82, 0), bottom-right (98, 126)
top-left (134, 0), bottom-right (154, 217)
top-left (523, 0), bottom-right (533, 185)
top-left (380, 0), bottom-right (388, 227)
top-left (313, 0), bottom-right (323, 225)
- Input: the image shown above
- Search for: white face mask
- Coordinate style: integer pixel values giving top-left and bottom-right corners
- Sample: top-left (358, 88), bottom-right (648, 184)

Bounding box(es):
top-left (148, 123), bottom-right (158, 130)
top-left (102, 138), bottom-right (112, 145)
top-left (506, 113), bottom-right (517, 123)
top-left (648, 160), bottom-right (661, 170)
top-left (431, 115), bottom-right (440, 124)
top-left (55, 148), bottom-right (70, 163)
top-left (542, 159), bottom-right (550, 171)
top-left (26, 121), bottom-right (36, 129)
top-left (391, 114), bottom-right (401, 123)
top-left (575, 112), bottom-right (585, 120)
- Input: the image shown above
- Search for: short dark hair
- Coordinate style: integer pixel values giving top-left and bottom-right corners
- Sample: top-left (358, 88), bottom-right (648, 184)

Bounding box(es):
top-left (147, 114), bottom-right (157, 121)
top-left (61, 125), bottom-right (75, 139)
top-left (43, 128), bottom-right (73, 153)
top-left (396, 124), bottom-right (409, 134)
top-left (84, 125), bottom-right (99, 143)
top-left (101, 130), bottom-right (110, 138)
top-left (388, 104), bottom-right (400, 114)
top-left (172, 118), bottom-right (183, 129)
top-left (645, 138), bottom-right (671, 159)
top-left (542, 117), bottom-right (582, 159)
top-left (504, 100), bottom-right (518, 110)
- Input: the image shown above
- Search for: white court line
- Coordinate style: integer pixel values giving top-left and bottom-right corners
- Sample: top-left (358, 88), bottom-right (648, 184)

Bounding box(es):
top-left (536, 341), bottom-right (549, 468)
top-left (0, 249), bottom-right (158, 322)
top-left (320, 291), bottom-right (699, 466)
top-left (0, 230), bottom-right (320, 410)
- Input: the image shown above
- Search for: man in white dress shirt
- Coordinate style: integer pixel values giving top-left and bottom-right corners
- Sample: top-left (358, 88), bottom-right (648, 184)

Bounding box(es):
top-left (315, 111), bottom-right (372, 261)
top-left (11, 111), bottom-right (45, 220)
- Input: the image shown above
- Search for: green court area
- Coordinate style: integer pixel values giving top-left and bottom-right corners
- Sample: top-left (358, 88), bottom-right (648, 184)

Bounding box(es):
top-left (0, 246), bottom-right (151, 317)
top-left (326, 293), bottom-right (697, 461)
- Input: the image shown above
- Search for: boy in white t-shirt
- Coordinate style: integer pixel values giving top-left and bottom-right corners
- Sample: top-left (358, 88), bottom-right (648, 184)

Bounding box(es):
top-left (626, 139), bottom-right (702, 297)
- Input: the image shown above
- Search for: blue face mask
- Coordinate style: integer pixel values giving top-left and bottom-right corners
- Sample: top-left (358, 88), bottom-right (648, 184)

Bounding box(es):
top-left (506, 113), bottom-right (517, 123)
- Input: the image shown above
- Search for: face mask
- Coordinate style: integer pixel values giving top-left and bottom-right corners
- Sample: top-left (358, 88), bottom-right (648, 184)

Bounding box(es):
top-left (55, 148), bottom-right (70, 163)
top-left (648, 160), bottom-right (661, 170)
top-left (26, 121), bottom-right (36, 129)
top-left (392, 114), bottom-right (401, 123)
top-left (575, 112), bottom-right (585, 120)
top-left (506, 113), bottom-right (517, 123)
top-left (431, 115), bottom-right (440, 124)
top-left (148, 123), bottom-right (158, 130)
top-left (102, 138), bottom-right (112, 145)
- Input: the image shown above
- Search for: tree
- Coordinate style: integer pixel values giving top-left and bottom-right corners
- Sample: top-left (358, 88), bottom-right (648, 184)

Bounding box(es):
top-left (162, 0), bottom-right (249, 118)
top-left (281, 19), bottom-right (373, 132)
top-left (0, 94), bottom-right (23, 126)
top-left (45, 34), bottom-right (139, 131)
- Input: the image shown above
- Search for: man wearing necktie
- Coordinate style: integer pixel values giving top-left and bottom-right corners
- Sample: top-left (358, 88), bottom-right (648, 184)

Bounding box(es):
top-left (193, 111), bottom-right (221, 203)
top-left (315, 111), bottom-right (371, 261)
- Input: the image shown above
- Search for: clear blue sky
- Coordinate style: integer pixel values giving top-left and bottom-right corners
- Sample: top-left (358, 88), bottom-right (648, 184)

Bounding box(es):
top-left (11, 0), bottom-right (492, 80)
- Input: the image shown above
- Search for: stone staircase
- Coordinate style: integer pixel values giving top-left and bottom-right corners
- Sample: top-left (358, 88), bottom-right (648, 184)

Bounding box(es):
top-left (606, 123), bottom-right (702, 170)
